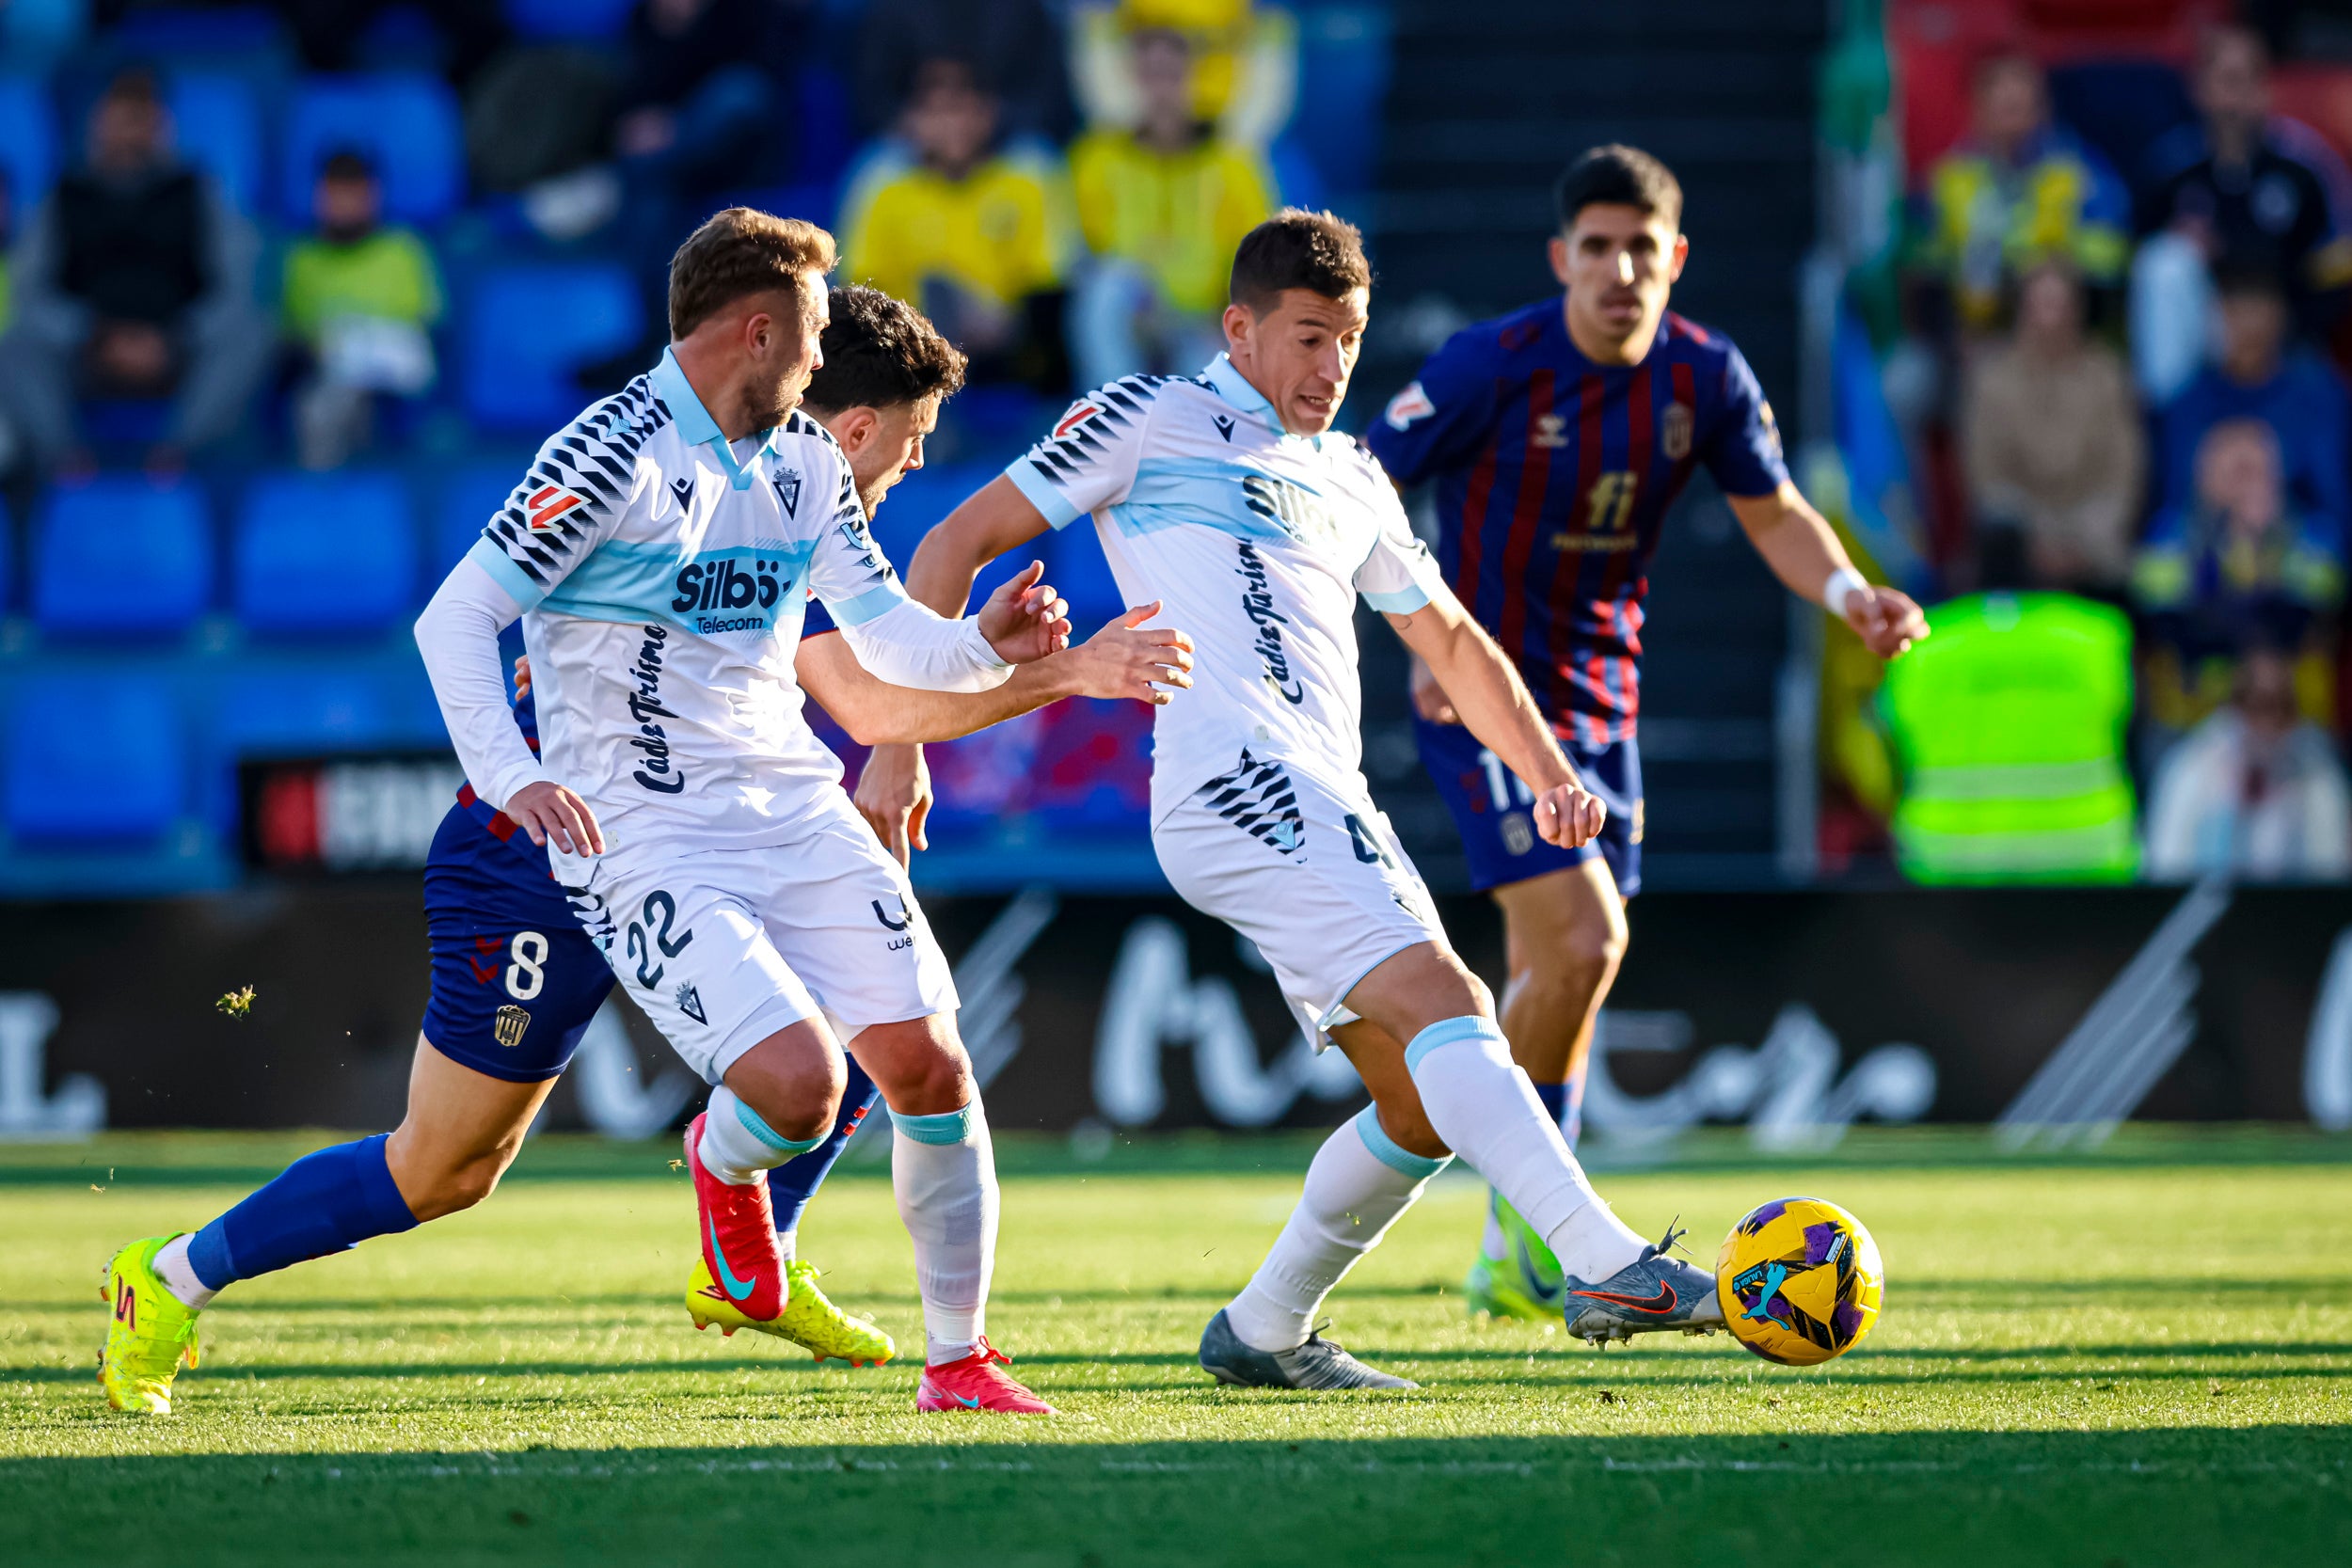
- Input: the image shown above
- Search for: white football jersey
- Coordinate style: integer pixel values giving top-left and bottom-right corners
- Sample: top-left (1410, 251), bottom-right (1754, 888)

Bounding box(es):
top-left (1006, 354), bottom-right (1446, 819)
top-left (466, 350), bottom-right (918, 876)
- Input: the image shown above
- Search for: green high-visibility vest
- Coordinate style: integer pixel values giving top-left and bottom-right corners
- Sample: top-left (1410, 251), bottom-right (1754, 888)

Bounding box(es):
top-left (1879, 593), bottom-right (2137, 883)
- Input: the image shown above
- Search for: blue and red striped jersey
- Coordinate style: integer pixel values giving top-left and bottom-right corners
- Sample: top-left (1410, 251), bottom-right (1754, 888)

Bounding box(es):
top-left (1366, 301), bottom-right (1788, 747)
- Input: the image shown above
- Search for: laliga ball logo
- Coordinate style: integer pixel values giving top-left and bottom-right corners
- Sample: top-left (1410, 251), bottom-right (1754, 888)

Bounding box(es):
top-left (1716, 1196), bottom-right (1883, 1366)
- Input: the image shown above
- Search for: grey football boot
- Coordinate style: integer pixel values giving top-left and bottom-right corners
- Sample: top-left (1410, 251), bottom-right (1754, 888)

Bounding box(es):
top-left (1199, 1309), bottom-right (1417, 1390)
top-left (1562, 1223), bottom-right (1727, 1346)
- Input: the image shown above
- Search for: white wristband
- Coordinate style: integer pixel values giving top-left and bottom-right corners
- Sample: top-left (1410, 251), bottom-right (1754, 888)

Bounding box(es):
top-left (1822, 567), bottom-right (1867, 620)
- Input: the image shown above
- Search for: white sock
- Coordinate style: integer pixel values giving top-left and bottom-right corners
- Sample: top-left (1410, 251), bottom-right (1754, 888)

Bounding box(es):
top-left (1225, 1107), bottom-right (1451, 1353)
top-left (775, 1227), bottom-right (798, 1266)
top-left (890, 1098), bottom-right (998, 1365)
top-left (699, 1086), bottom-right (822, 1186)
top-left (153, 1233), bottom-right (218, 1309)
top-left (1406, 1016), bottom-right (1646, 1284)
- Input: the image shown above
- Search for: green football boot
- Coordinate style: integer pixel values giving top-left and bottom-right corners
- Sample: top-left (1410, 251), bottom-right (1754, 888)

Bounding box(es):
top-left (1462, 1193), bottom-right (1565, 1323)
top-left (99, 1235), bottom-right (202, 1414)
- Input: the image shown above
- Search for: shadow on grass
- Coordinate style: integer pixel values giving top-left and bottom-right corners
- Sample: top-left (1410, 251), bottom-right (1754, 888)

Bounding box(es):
top-left (11, 1338), bottom-right (2348, 1387)
top-left (0, 1427), bottom-right (2344, 1565)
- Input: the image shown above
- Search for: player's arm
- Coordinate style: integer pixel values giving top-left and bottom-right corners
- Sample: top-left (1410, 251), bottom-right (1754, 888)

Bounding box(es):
top-left (853, 475), bottom-right (1064, 860)
top-left (903, 474), bottom-right (1057, 614)
top-left (1387, 585), bottom-right (1604, 849)
top-left (799, 603), bottom-right (1192, 743)
top-left (806, 602), bottom-right (1191, 864)
top-left (1725, 483), bottom-right (1927, 658)
top-left (809, 456), bottom-right (1072, 688)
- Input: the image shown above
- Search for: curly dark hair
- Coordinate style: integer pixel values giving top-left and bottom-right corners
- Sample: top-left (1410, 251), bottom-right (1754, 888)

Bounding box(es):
top-left (802, 284), bottom-right (969, 413)
top-left (1229, 208), bottom-right (1373, 312)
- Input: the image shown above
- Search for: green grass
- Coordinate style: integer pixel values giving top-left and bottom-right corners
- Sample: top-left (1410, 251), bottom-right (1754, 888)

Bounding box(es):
top-left (4, 1129), bottom-right (2350, 1565)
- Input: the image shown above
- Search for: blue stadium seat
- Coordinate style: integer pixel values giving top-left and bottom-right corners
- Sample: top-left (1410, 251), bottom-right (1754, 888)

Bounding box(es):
top-left (168, 72), bottom-right (265, 213)
top-left (434, 461), bottom-right (525, 574)
top-left (34, 477), bottom-right (215, 640)
top-left (504, 0), bottom-right (636, 41)
top-left (462, 262), bottom-right (643, 431)
top-left (281, 72), bottom-right (462, 224)
top-left (215, 667), bottom-right (394, 755)
top-left (0, 75), bottom-right (57, 208)
top-left (232, 471), bottom-right (418, 636)
top-left (6, 674), bottom-right (185, 844)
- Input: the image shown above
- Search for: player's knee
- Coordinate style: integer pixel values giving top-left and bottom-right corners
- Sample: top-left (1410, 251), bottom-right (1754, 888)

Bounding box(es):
top-left (726, 1045), bottom-right (847, 1146)
top-left (405, 1148), bottom-right (511, 1221)
top-left (855, 1018), bottom-right (975, 1117)
top-left (1555, 908), bottom-right (1629, 988)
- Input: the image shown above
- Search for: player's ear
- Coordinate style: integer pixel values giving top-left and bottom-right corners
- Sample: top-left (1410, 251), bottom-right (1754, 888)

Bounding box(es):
top-left (1668, 233), bottom-right (1691, 283)
top-left (1221, 300), bottom-right (1252, 355)
top-left (830, 406), bottom-right (876, 455)
top-left (1548, 234), bottom-right (1572, 288)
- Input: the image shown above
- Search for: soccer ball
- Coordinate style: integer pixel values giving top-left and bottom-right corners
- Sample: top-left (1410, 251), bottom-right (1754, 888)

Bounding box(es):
top-left (1715, 1196), bottom-right (1883, 1366)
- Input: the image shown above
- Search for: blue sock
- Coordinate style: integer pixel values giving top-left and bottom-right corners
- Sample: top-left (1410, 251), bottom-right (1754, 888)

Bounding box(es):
top-left (184, 1133), bottom-right (419, 1291)
top-left (1531, 1077), bottom-right (1588, 1150)
top-left (770, 1056), bottom-right (882, 1242)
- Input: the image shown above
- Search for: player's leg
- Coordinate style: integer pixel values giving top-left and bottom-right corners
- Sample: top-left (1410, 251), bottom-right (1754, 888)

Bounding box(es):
top-left (102, 897), bottom-right (609, 1415)
top-left (750, 798), bottom-right (1049, 1412)
top-left (769, 1054), bottom-right (882, 1265)
top-left (1203, 1017), bottom-right (1453, 1390)
top-left (1468, 859), bottom-right (1628, 1319)
top-left (1343, 942), bottom-right (1721, 1343)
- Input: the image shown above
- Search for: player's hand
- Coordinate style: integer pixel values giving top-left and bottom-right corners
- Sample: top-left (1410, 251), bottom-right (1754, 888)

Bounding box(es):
top-left (854, 742), bottom-right (932, 866)
top-left (513, 654), bottom-right (532, 700)
top-left (504, 780), bottom-right (604, 856)
top-left (1844, 584), bottom-right (1930, 659)
top-left (1061, 603), bottom-right (1195, 705)
top-left (977, 560), bottom-right (1073, 665)
top-left (1408, 653), bottom-right (1459, 724)
top-left (1533, 782), bottom-right (1606, 848)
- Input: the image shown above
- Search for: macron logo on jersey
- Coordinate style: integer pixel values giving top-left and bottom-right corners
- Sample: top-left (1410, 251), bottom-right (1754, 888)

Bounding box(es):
top-left (1383, 381), bottom-right (1435, 432)
top-left (527, 483), bottom-right (589, 532)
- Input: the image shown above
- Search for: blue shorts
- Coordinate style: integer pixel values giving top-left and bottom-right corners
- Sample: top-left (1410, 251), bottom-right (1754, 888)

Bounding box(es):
top-left (419, 805), bottom-right (615, 1083)
top-left (1415, 718), bottom-right (1643, 896)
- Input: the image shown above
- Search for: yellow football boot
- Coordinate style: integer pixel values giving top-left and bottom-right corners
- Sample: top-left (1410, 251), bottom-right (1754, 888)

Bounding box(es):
top-left (99, 1235), bottom-right (201, 1415)
top-left (687, 1257), bottom-right (895, 1367)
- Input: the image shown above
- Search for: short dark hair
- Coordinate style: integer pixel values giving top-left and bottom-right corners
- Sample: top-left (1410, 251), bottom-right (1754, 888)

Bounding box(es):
top-left (1553, 144), bottom-right (1683, 232)
top-left (320, 149), bottom-right (376, 184)
top-left (2211, 251), bottom-right (2287, 302)
top-left (1229, 208), bottom-right (1372, 312)
top-left (668, 207), bottom-right (837, 340)
top-left (803, 285), bottom-right (968, 413)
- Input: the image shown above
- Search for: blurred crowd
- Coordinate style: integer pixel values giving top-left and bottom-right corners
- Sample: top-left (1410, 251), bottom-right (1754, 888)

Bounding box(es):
top-left (1849, 14), bottom-right (2352, 883)
top-left (0, 0), bottom-right (1306, 492)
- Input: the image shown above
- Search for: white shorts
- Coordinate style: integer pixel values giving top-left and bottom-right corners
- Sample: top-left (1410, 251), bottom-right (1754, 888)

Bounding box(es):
top-left (566, 792), bottom-right (958, 1084)
top-left (1153, 751), bottom-right (1450, 1050)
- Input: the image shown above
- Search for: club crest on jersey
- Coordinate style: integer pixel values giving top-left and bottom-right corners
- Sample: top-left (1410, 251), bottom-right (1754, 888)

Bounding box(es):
top-left (493, 1005), bottom-right (532, 1048)
top-left (527, 483), bottom-right (589, 531)
top-left (1662, 403), bottom-right (1694, 460)
top-left (771, 468), bottom-right (802, 517)
top-left (1053, 400), bottom-right (1104, 439)
top-left (1383, 380), bottom-right (1435, 431)
top-left (675, 983), bottom-right (707, 1025)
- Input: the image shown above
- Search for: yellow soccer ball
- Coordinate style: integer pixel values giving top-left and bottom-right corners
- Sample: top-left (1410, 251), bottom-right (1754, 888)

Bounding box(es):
top-left (1715, 1196), bottom-right (1883, 1366)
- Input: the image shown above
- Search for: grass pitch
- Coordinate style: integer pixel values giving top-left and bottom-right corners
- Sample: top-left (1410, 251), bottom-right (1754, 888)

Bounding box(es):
top-left (3, 1127), bottom-right (2348, 1566)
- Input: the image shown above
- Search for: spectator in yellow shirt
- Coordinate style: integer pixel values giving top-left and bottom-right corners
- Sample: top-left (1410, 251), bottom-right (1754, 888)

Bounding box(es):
top-left (1068, 25), bottom-right (1275, 385)
top-left (840, 58), bottom-right (1072, 390)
